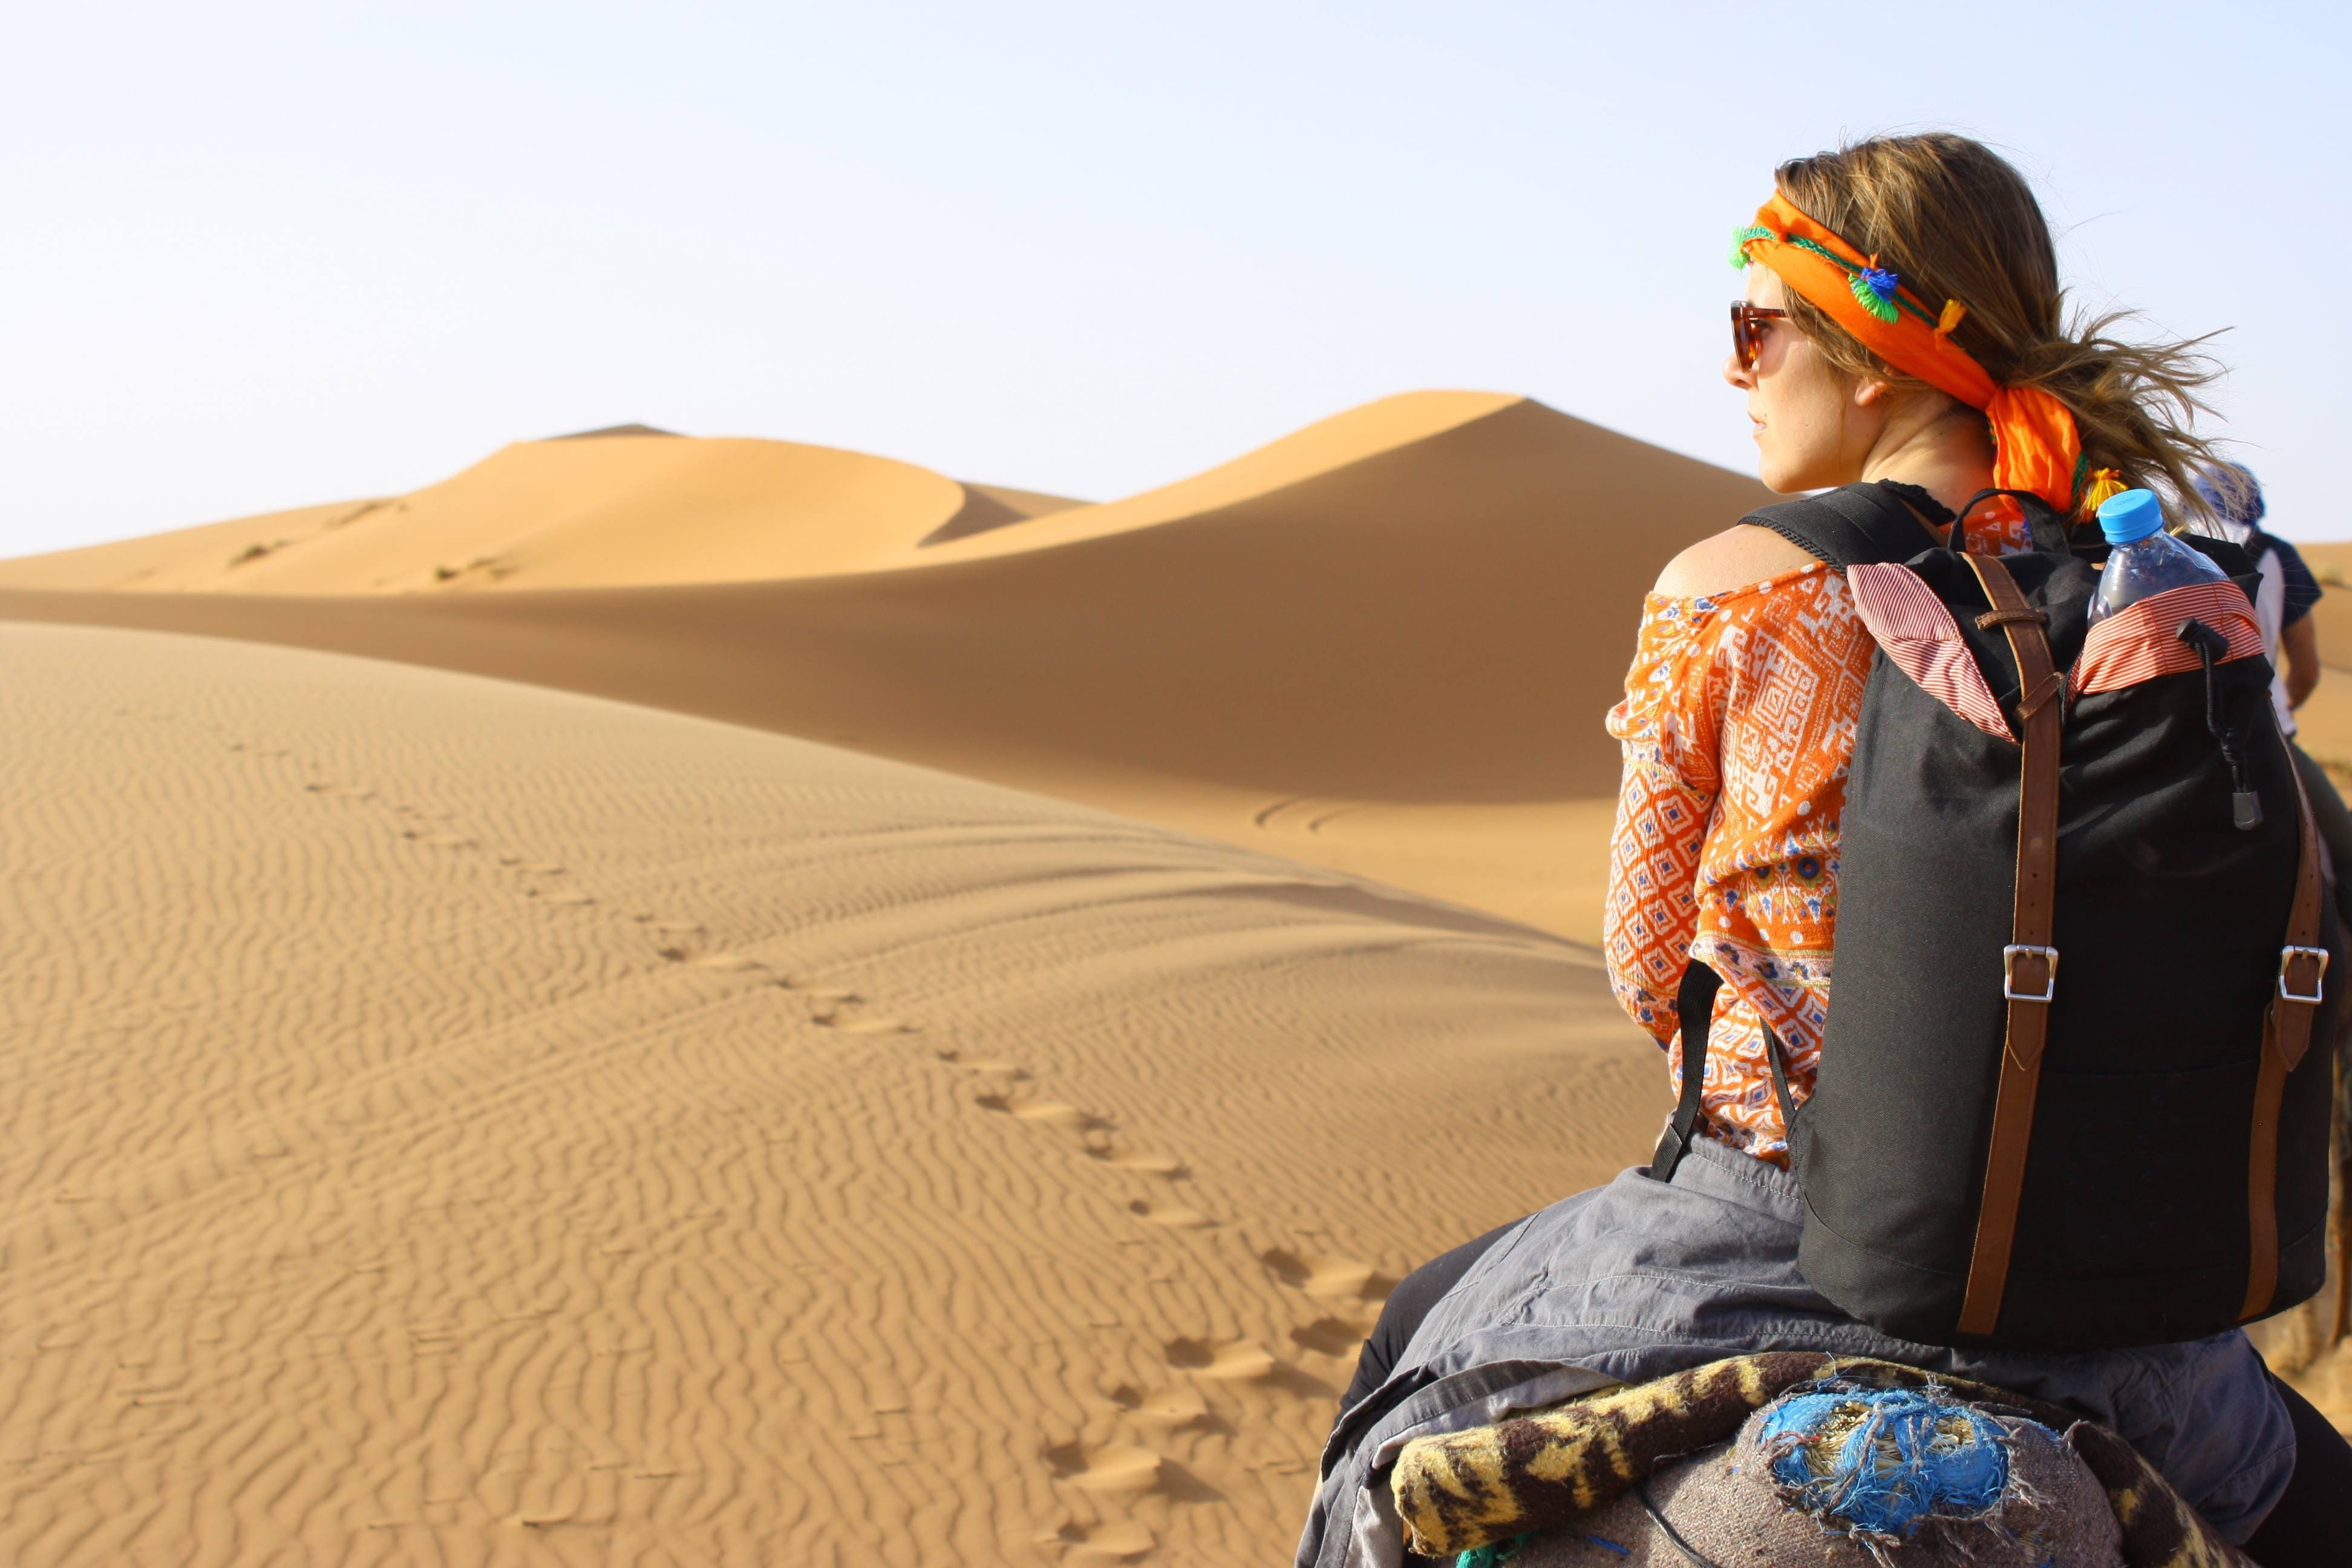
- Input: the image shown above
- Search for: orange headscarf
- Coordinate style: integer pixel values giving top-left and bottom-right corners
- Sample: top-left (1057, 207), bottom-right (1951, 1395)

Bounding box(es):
top-left (1734, 192), bottom-right (2115, 527)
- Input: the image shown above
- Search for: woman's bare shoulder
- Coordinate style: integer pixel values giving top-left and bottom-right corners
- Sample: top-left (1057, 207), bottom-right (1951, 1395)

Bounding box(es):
top-left (1651, 524), bottom-right (1821, 599)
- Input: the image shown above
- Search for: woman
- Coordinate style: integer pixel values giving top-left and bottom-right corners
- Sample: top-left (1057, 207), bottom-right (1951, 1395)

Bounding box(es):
top-left (1298, 134), bottom-right (2350, 1566)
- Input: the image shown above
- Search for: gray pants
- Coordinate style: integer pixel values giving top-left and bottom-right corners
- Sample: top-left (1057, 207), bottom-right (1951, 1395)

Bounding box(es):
top-left (1296, 1137), bottom-right (2293, 1566)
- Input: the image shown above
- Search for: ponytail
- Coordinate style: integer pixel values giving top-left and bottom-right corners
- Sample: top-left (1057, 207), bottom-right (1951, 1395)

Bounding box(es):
top-left (1774, 134), bottom-right (2232, 525)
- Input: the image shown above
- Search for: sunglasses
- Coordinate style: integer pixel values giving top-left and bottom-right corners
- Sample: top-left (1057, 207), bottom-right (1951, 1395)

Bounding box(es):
top-left (1731, 301), bottom-right (1789, 370)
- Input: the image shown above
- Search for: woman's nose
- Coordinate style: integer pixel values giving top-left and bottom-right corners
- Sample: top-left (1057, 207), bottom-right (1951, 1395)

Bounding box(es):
top-left (1723, 353), bottom-right (1756, 391)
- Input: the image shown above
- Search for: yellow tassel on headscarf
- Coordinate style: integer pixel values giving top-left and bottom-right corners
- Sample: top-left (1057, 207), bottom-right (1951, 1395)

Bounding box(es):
top-left (1935, 299), bottom-right (1968, 339)
top-left (2079, 467), bottom-right (2127, 519)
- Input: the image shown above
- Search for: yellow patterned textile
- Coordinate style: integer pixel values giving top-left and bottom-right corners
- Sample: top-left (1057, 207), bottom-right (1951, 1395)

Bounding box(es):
top-left (1391, 1353), bottom-right (2250, 1567)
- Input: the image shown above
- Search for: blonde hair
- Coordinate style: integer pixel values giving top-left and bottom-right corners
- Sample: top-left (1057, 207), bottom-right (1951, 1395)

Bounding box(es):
top-left (1773, 133), bottom-right (2228, 523)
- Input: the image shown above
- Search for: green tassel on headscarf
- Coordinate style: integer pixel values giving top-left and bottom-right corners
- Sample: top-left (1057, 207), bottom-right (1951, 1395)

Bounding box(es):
top-left (1728, 224), bottom-right (1774, 269)
top-left (1849, 266), bottom-right (1903, 322)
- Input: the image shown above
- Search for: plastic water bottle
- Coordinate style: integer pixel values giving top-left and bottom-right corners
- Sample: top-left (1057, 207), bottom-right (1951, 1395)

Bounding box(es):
top-left (2086, 489), bottom-right (2227, 625)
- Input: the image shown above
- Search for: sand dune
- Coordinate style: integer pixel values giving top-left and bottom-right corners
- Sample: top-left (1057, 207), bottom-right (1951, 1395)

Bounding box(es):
top-left (0, 498), bottom-right (387, 592)
top-left (2294, 545), bottom-right (2352, 682)
top-left (0, 622), bottom-right (1653, 1566)
top-left (0, 430), bottom-right (1086, 595)
top-left (0, 395), bottom-right (1766, 938)
top-left (899, 390), bottom-right (1525, 562)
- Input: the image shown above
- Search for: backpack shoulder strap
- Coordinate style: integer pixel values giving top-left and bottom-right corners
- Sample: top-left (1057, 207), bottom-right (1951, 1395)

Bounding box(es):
top-left (1741, 482), bottom-right (1943, 570)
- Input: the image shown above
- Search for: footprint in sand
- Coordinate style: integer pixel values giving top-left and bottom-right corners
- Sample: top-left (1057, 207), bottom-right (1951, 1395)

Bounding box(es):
top-left (634, 916), bottom-right (707, 939)
top-left (1259, 1249), bottom-right (1397, 1308)
top-left (1289, 1317), bottom-right (1369, 1357)
top-left (941, 1053), bottom-right (1030, 1082)
top-left (1161, 1337), bottom-right (1276, 1380)
top-left (691, 953), bottom-right (765, 972)
top-left (1042, 1440), bottom-right (1166, 1497)
top-left (1163, 1336), bottom-right (1332, 1399)
top-left (1261, 1249), bottom-right (1394, 1350)
top-left (1126, 1200), bottom-right (1215, 1230)
top-left (1108, 1382), bottom-right (1223, 1436)
top-left (976, 1096), bottom-right (1114, 1140)
top-left (647, 929), bottom-right (764, 972)
top-left (1088, 1149), bottom-right (1189, 1179)
top-left (806, 991), bottom-right (918, 1034)
top-left (1042, 1520), bottom-right (1155, 1565)
top-left (500, 860), bottom-right (566, 891)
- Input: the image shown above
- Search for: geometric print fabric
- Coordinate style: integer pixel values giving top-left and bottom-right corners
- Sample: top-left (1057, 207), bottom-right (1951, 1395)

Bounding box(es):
top-left (1604, 562), bottom-right (1877, 1161)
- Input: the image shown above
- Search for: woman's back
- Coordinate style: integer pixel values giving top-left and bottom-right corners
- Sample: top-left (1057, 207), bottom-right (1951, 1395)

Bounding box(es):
top-left (1604, 555), bottom-right (1869, 1158)
top-left (1604, 493), bottom-right (2039, 1160)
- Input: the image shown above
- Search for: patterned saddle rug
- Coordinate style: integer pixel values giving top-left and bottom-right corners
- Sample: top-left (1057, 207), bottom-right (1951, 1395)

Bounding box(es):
top-left (1390, 1353), bottom-right (2250, 1568)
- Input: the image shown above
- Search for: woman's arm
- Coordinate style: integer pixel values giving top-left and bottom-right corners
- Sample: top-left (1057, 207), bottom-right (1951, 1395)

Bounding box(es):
top-left (1601, 574), bottom-right (1728, 1045)
top-left (2282, 616), bottom-right (2321, 708)
top-left (1602, 762), bottom-right (1711, 1047)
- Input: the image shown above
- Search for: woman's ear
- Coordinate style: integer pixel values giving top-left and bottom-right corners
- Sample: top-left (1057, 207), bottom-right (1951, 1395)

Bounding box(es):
top-left (1852, 376), bottom-right (1895, 407)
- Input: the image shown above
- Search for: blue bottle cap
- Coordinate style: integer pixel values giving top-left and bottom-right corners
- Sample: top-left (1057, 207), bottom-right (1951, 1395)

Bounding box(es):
top-left (2097, 488), bottom-right (2165, 544)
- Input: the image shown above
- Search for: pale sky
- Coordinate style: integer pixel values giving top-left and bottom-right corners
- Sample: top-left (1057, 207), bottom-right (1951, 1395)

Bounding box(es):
top-left (4, 1), bottom-right (2344, 556)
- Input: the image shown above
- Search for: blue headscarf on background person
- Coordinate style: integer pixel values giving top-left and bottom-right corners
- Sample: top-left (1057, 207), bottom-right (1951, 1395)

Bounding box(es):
top-left (2191, 462), bottom-right (2323, 628)
top-left (2194, 462), bottom-right (2267, 529)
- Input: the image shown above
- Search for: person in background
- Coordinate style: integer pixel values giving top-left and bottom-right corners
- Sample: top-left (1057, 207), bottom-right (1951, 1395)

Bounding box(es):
top-left (2192, 464), bottom-right (2322, 722)
top-left (2190, 463), bottom-right (2352, 874)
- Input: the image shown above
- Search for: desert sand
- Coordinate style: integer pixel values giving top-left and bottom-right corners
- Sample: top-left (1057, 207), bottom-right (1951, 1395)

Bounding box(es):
top-left (0, 621), bottom-right (1652, 1566)
top-left (4, 398), bottom-right (2343, 1566)
top-left (1, 393), bottom-right (1751, 1566)
top-left (0, 430), bottom-right (1083, 596)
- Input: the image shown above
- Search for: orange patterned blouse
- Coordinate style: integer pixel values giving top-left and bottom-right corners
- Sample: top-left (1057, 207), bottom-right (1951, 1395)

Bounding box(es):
top-left (1602, 505), bottom-right (2034, 1161)
top-left (1602, 561), bottom-right (1875, 1162)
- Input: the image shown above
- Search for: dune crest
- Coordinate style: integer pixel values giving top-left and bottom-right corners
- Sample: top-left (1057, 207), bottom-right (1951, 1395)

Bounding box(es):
top-left (0, 434), bottom-right (1086, 595)
top-left (898, 389), bottom-right (1523, 564)
top-left (0, 498), bottom-right (388, 592)
top-left (546, 422), bottom-right (680, 440)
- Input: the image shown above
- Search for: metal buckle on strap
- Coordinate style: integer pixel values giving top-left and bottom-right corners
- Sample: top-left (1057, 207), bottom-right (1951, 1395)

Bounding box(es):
top-left (2279, 946), bottom-right (2330, 1005)
top-left (2002, 944), bottom-right (2059, 1003)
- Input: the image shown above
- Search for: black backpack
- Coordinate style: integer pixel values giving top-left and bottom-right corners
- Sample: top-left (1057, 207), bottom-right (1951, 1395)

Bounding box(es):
top-left (1647, 481), bottom-right (2344, 1351)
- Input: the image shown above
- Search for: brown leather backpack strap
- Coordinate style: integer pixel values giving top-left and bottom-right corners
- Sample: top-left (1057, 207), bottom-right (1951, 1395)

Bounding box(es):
top-left (2242, 720), bottom-right (2327, 1319)
top-left (1956, 553), bottom-right (2065, 1338)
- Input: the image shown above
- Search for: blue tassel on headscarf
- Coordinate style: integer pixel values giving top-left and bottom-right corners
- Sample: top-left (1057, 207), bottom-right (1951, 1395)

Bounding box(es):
top-left (1849, 266), bottom-right (1903, 322)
